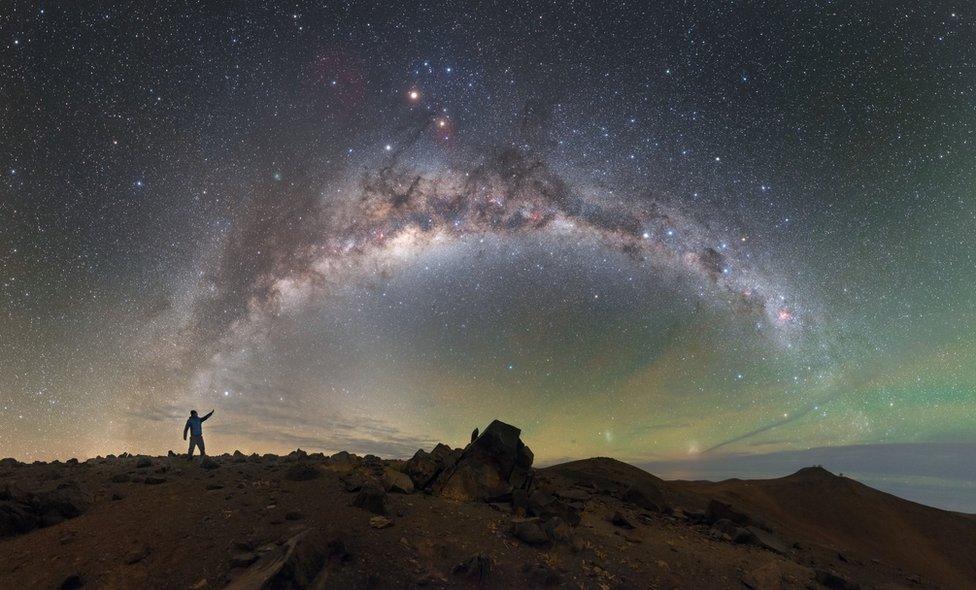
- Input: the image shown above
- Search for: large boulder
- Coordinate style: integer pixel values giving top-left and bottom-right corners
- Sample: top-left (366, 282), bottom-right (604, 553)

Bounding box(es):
top-left (351, 482), bottom-right (388, 515)
top-left (433, 420), bottom-right (534, 502)
top-left (0, 482), bottom-right (89, 538)
top-left (329, 450), bottom-right (358, 470)
top-left (382, 468), bottom-right (414, 494)
top-left (31, 482), bottom-right (89, 527)
top-left (403, 443), bottom-right (461, 490)
top-left (0, 502), bottom-right (38, 537)
top-left (403, 449), bottom-right (440, 489)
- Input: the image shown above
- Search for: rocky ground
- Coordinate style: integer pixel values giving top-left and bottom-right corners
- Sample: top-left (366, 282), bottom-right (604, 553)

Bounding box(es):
top-left (1, 420), bottom-right (974, 589)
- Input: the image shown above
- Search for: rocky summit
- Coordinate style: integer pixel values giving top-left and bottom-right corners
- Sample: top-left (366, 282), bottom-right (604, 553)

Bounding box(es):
top-left (1, 420), bottom-right (974, 589)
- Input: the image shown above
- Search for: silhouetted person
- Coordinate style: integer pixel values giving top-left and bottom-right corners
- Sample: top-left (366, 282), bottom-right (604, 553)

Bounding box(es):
top-left (183, 409), bottom-right (214, 459)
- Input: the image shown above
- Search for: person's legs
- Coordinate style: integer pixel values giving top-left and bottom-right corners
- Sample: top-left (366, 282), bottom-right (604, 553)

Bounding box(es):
top-left (188, 437), bottom-right (198, 459)
top-left (198, 436), bottom-right (206, 457)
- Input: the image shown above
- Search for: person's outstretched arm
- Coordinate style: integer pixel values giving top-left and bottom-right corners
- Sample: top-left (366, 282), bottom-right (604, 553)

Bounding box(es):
top-left (183, 420), bottom-right (190, 440)
top-left (201, 409), bottom-right (214, 421)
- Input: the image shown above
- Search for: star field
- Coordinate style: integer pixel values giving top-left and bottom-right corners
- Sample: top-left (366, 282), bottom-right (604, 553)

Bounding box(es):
top-left (1, 0), bottom-right (975, 499)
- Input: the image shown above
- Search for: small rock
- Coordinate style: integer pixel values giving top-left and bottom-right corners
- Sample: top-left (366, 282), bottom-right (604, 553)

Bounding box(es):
top-left (611, 511), bottom-right (635, 529)
top-left (416, 571), bottom-right (448, 586)
top-left (340, 471), bottom-right (366, 492)
top-left (815, 568), bottom-right (860, 590)
top-left (200, 458), bottom-right (220, 470)
top-left (285, 510), bottom-right (304, 521)
top-left (135, 457), bottom-right (152, 468)
top-left (523, 562), bottom-right (561, 587)
top-left (512, 518), bottom-right (549, 545)
top-left (453, 552), bottom-right (492, 582)
top-left (60, 574), bottom-right (84, 589)
top-left (230, 552), bottom-right (259, 568)
top-left (123, 546), bottom-right (150, 565)
top-left (542, 516), bottom-right (573, 543)
top-left (143, 476), bottom-right (167, 485)
top-left (369, 515), bottom-right (393, 529)
top-left (205, 483), bottom-right (224, 491)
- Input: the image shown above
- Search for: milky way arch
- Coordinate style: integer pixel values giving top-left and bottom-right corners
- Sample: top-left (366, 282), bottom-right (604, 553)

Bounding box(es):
top-left (180, 139), bottom-right (804, 376)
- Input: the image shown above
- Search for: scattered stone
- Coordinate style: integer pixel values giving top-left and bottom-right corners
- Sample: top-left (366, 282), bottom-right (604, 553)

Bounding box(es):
top-left (167, 450), bottom-right (177, 458)
top-left (143, 476), bottom-right (167, 485)
top-left (453, 552), bottom-right (492, 582)
top-left (285, 510), bottom-right (304, 521)
top-left (525, 489), bottom-right (582, 526)
top-left (192, 457), bottom-right (217, 469)
top-left (554, 488), bottom-right (591, 502)
top-left (205, 483), bottom-right (224, 491)
top-left (470, 427), bottom-right (479, 443)
top-left (135, 457), bottom-right (152, 469)
top-left (369, 515), bottom-right (393, 529)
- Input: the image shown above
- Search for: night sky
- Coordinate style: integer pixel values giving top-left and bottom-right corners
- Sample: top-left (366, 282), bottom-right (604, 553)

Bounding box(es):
top-left (2, 2), bottom-right (975, 506)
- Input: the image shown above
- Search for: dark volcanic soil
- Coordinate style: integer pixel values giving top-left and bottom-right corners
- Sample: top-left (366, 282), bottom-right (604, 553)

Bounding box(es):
top-left (0, 445), bottom-right (972, 589)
